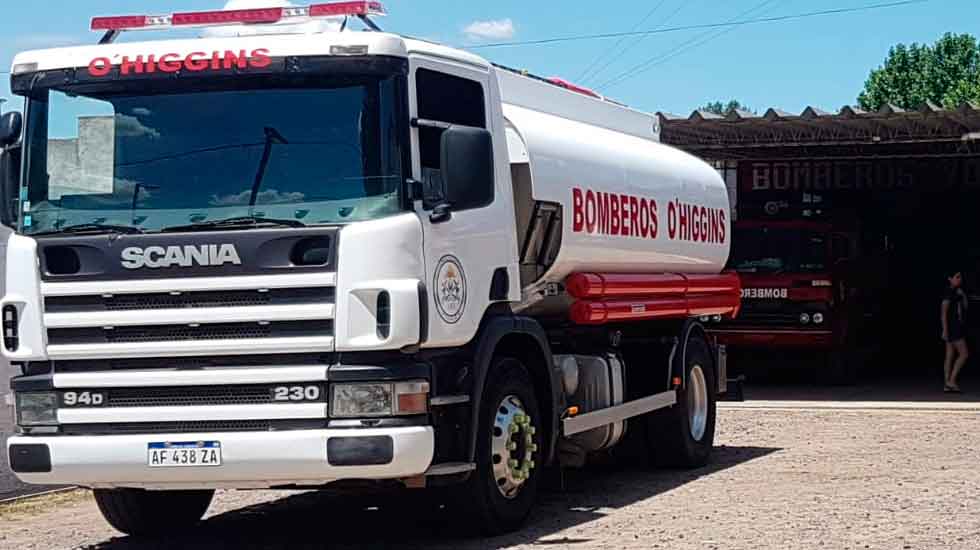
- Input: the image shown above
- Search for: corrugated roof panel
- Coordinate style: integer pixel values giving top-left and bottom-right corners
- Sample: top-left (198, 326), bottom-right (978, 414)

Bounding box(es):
top-left (958, 101), bottom-right (980, 113)
top-left (801, 106), bottom-right (831, 119)
top-left (691, 110), bottom-right (724, 121)
top-left (878, 103), bottom-right (906, 114)
top-left (726, 108), bottom-right (758, 121)
top-left (763, 108), bottom-right (794, 121)
top-left (839, 106), bottom-right (868, 118)
top-left (658, 102), bottom-right (980, 157)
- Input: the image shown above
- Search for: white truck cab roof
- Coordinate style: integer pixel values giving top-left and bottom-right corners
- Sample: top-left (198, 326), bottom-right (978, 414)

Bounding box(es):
top-left (11, 31), bottom-right (490, 75)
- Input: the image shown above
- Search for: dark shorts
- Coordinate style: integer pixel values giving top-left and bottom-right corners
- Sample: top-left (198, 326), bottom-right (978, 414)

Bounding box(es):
top-left (946, 324), bottom-right (965, 343)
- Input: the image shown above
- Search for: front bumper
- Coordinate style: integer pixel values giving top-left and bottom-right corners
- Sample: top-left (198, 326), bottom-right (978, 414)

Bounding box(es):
top-left (8, 427), bottom-right (434, 489)
top-left (709, 327), bottom-right (834, 349)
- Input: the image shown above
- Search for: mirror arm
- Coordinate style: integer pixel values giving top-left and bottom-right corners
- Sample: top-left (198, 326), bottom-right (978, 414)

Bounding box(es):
top-left (405, 178), bottom-right (423, 202)
top-left (411, 118), bottom-right (452, 130)
top-left (429, 203), bottom-right (452, 224)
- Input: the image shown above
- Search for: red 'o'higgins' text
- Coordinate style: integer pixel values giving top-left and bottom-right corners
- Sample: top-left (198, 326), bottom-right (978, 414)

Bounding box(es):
top-left (87, 48), bottom-right (272, 77)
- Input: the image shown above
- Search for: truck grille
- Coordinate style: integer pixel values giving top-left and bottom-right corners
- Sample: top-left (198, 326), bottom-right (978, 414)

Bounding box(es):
top-left (731, 311), bottom-right (805, 326)
top-left (61, 419), bottom-right (325, 435)
top-left (45, 287), bottom-right (334, 312)
top-left (48, 320), bottom-right (332, 345)
top-left (98, 383), bottom-right (327, 408)
top-left (730, 301), bottom-right (827, 327)
top-left (41, 354), bottom-right (328, 373)
top-left (40, 273), bottom-right (337, 359)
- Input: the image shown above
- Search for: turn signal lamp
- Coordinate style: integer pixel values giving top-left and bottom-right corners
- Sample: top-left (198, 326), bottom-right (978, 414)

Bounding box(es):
top-left (2, 305), bottom-right (18, 352)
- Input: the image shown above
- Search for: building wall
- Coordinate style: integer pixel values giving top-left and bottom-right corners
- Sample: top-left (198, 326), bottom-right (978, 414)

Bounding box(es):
top-left (47, 115), bottom-right (114, 199)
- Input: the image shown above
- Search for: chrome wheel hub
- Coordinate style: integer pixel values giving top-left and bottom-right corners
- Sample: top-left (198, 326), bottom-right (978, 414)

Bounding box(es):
top-left (688, 364), bottom-right (708, 441)
top-left (491, 394), bottom-right (537, 499)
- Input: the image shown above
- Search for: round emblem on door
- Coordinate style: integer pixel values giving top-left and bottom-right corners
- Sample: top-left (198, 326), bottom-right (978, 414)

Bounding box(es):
top-left (434, 255), bottom-right (467, 324)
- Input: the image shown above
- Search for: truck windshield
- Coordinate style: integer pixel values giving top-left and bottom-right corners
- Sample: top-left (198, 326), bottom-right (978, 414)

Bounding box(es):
top-left (730, 226), bottom-right (828, 273)
top-left (19, 74), bottom-right (406, 235)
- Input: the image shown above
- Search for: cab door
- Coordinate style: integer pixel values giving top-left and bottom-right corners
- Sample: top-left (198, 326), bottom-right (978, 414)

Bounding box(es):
top-left (408, 58), bottom-right (519, 347)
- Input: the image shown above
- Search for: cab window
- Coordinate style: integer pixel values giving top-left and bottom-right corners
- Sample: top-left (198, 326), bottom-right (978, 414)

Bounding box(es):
top-left (415, 69), bottom-right (486, 206)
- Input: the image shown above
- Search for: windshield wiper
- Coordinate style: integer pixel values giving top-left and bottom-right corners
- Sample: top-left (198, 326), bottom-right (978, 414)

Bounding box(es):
top-left (161, 216), bottom-right (306, 233)
top-left (32, 223), bottom-right (145, 237)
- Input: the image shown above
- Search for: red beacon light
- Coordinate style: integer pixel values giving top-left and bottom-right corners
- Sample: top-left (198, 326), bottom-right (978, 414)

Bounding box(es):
top-left (546, 77), bottom-right (602, 99)
top-left (91, 1), bottom-right (386, 33)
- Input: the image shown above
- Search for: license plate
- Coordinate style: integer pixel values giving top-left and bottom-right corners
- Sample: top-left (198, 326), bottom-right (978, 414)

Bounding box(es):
top-left (147, 441), bottom-right (222, 468)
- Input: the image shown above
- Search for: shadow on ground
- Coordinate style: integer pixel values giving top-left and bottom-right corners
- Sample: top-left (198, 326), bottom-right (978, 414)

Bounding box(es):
top-left (83, 445), bottom-right (778, 550)
top-left (728, 349), bottom-right (980, 404)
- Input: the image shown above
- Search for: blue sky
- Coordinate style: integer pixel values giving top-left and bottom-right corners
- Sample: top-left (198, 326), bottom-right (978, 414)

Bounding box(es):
top-left (0, 0), bottom-right (975, 116)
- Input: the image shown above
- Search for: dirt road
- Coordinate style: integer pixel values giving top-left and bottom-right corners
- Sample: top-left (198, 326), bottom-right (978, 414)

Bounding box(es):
top-left (2, 407), bottom-right (978, 549)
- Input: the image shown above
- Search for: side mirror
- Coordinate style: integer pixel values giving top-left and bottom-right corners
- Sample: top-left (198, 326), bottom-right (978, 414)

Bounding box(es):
top-left (0, 112), bottom-right (23, 228)
top-left (0, 146), bottom-right (21, 228)
top-left (0, 111), bottom-right (22, 149)
top-left (440, 126), bottom-right (494, 213)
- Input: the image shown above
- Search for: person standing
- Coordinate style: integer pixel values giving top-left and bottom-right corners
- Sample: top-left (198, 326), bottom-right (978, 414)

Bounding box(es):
top-left (942, 270), bottom-right (968, 393)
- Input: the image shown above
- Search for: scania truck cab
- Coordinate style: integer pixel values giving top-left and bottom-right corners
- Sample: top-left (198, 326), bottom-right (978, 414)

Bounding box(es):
top-left (3, 2), bottom-right (739, 535)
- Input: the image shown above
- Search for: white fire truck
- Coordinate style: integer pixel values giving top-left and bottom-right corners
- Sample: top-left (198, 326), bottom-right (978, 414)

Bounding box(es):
top-left (2, 2), bottom-right (739, 535)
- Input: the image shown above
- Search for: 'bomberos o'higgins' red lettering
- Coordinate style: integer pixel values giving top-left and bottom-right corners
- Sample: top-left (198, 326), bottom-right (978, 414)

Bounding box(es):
top-left (572, 187), bottom-right (726, 244)
top-left (572, 187), bottom-right (659, 239)
top-left (87, 48), bottom-right (272, 77)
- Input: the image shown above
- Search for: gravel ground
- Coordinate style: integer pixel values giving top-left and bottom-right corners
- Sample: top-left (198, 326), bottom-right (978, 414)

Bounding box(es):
top-left (1, 407), bottom-right (978, 550)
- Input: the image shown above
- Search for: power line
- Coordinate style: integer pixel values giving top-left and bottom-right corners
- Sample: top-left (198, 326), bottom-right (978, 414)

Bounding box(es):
top-left (467, 0), bottom-right (928, 50)
top-left (582, 0), bottom-right (688, 86)
top-left (575, 0), bottom-right (668, 83)
top-left (597, 0), bottom-right (780, 90)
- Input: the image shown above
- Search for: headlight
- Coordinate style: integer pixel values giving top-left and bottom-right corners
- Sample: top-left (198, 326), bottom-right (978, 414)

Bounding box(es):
top-left (711, 315), bottom-right (723, 323)
top-left (15, 392), bottom-right (58, 426)
top-left (699, 315), bottom-right (710, 323)
top-left (332, 383), bottom-right (392, 417)
top-left (799, 313), bottom-right (811, 325)
top-left (812, 313), bottom-right (825, 324)
top-left (331, 381), bottom-right (429, 418)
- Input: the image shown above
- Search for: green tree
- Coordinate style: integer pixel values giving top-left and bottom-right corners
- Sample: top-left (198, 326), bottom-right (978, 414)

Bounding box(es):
top-left (701, 99), bottom-right (752, 115)
top-left (858, 33), bottom-right (980, 110)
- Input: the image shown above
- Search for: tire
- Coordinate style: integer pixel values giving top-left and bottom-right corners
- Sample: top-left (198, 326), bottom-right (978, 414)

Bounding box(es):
top-left (648, 333), bottom-right (717, 468)
top-left (452, 357), bottom-right (542, 535)
top-left (93, 488), bottom-right (214, 536)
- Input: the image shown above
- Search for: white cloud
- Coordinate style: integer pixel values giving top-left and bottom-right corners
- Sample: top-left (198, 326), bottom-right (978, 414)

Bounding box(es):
top-left (114, 115), bottom-right (160, 140)
top-left (462, 19), bottom-right (516, 42)
top-left (210, 189), bottom-right (306, 206)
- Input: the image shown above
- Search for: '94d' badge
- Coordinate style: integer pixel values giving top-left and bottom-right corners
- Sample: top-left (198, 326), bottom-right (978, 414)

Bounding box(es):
top-left (434, 255), bottom-right (466, 324)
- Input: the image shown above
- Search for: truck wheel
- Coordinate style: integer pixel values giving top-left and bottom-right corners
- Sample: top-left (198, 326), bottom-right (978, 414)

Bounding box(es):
top-left (648, 334), bottom-right (716, 468)
top-left (455, 357), bottom-right (542, 534)
top-left (93, 488), bottom-right (214, 536)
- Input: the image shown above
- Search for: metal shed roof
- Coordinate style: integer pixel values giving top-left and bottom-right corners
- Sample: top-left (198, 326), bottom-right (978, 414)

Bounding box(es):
top-left (658, 103), bottom-right (980, 161)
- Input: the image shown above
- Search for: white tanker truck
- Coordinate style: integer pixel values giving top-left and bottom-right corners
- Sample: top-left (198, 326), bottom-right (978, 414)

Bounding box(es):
top-left (1, 2), bottom-right (739, 536)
